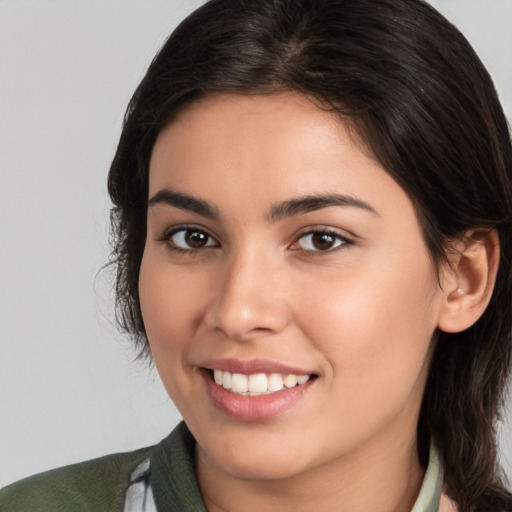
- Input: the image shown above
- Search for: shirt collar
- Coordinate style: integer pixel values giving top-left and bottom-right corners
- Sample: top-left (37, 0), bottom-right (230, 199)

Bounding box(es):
top-left (411, 443), bottom-right (443, 512)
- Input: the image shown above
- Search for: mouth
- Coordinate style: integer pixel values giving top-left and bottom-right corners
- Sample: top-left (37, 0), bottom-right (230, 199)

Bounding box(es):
top-left (199, 360), bottom-right (318, 421)
top-left (210, 369), bottom-right (313, 396)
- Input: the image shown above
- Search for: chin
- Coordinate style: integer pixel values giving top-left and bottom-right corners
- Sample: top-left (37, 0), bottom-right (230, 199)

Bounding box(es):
top-left (197, 429), bottom-right (313, 481)
top-left (218, 451), bottom-right (307, 481)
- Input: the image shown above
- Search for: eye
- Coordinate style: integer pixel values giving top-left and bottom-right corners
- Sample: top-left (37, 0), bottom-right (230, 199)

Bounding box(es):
top-left (292, 230), bottom-right (350, 252)
top-left (163, 227), bottom-right (218, 250)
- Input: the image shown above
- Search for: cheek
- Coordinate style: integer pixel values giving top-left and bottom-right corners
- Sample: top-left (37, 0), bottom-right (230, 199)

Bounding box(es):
top-left (140, 271), bottom-right (182, 349)
top-left (139, 253), bottom-right (204, 342)
top-left (138, 255), bottom-right (204, 382)
top-left (294, 252), bottom-right (440, 416)
top-left (139, 256), bottom-right (211, 419)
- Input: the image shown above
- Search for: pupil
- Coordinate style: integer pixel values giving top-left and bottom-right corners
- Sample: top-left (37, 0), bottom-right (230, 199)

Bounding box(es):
top-left (185, 230), bottom-right (207, 248)
top-left (313, 233), bottom-right (334, 250)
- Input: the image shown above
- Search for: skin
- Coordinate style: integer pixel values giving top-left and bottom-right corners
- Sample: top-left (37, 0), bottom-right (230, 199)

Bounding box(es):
top-left (139, 93), bottom-right (454, 512)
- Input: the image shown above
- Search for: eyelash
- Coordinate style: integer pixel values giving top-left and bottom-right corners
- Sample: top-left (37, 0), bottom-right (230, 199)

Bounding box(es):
top-left (289, 229), bottom-right (353, 254)
top-left (157, 226), bottom-right (353, 255)
top-left (157, 225), bottom-right (219, 254)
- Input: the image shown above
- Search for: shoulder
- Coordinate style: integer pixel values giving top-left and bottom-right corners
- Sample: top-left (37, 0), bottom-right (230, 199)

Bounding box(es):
top-left (0, 445), bottom-right (153, 512)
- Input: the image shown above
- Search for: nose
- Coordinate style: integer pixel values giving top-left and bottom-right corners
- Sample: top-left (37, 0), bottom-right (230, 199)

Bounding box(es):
top-left (204, 250), bottom-right (290, 341)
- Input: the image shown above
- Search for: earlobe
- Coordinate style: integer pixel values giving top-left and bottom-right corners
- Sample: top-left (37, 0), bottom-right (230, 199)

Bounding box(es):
top-left (437, 229), bottom-right (499, 333)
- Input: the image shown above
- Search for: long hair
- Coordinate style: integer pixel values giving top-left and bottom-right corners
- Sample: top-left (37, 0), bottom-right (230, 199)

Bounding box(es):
top-left (107, 1), bottom-right (512, 509)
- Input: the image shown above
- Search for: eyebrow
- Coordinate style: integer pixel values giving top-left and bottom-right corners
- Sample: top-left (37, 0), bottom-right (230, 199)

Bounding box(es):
top-left (147, 189), bottom-right (377, 221)
top-left (147, 189), bottom-right (219, 219)
top-left (267, 194), bottom-right (378, 222)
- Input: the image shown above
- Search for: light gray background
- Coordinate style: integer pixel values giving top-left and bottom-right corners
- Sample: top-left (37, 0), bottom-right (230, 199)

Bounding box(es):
top-left (1, 0), bottom-right (511, 488)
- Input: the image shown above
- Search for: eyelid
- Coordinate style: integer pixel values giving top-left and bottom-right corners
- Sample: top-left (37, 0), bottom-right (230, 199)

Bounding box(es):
top-left (155, 223), bottom-right (353, 254)
top-left (157, 224), bottom-right (220, 250)
top-left (289, 226), bottom-right (354, 253)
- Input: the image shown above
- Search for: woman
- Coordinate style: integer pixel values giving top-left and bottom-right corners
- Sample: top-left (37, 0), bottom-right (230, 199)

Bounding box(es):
top-left (1, 0), bottom-right (511, 510)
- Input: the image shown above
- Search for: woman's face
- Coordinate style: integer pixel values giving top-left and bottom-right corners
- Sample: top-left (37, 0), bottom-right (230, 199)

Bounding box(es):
top-left (139, 93), bottom-right (446, 481)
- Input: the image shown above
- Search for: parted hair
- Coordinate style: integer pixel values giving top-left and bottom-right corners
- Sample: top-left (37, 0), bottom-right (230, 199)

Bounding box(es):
top-left (107, 0), bottom-right (512, 509)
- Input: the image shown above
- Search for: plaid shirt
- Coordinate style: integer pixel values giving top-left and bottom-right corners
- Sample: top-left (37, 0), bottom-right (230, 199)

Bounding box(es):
top-left (124, 460), bottom-right (156, 512)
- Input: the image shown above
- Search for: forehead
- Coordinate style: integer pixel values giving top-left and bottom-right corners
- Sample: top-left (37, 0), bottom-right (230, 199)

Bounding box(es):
top-left (148, 93), bottom-right (413, 223)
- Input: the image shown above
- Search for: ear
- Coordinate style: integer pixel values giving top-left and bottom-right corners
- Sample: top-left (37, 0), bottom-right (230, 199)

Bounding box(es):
top-left (437, 229), bottom-right (500, 333)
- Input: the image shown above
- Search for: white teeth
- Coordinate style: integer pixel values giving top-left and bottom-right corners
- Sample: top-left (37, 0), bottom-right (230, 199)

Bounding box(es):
top-left (297, 374), bottom-right (309, 385)
top-left (211, 370), bottom-right (311, 395)
top-left (248, 373), bottom-right (267, 393)
top-left (214, 369), bottom-right (223, 385)
top-left (284, 374), bottom-right (298, 388)
top-left (267, 373), bottom-right (284, 392)
top-left (222, 371), bottom-right (232, 390)
top-left (231, 373), bottom-right (248, 393)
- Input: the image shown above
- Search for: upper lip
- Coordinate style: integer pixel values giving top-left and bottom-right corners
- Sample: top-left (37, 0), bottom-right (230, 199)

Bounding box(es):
top-left (200, 358), bottom-right (316, 376)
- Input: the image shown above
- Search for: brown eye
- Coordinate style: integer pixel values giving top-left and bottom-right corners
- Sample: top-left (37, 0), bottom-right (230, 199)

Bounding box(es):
top-left (296, 231), bottom-right (347, 252)
top-left (312, 233), bottom-right (335, 250)
top-left (169, 228), bottom-right (217, 249)
top-left (185, 230), bottom-right (209, 248)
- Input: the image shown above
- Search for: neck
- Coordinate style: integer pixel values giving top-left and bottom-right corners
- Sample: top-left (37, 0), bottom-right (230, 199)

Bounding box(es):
top-left (197, 429), bottom-right (425, 512)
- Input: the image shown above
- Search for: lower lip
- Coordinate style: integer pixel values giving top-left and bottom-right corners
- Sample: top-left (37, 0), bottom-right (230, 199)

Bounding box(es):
top-left (201, 370), bottom-right (315, 421)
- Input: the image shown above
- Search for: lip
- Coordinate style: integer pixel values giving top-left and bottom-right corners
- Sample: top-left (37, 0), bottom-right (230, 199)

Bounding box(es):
top-left (199, 359), bottom-right (317, 421)
top-left (200, 358), bottom-right (315, 376)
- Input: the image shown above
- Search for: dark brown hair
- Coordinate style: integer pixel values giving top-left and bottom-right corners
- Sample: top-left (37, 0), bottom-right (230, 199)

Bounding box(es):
top-left (107, 0), bottom-right (512, 509)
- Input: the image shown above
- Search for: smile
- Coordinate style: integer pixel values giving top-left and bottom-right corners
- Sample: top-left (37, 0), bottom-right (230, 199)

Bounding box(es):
top-left (213, 370), bottom-right (311, 396)
top-left (199, 360), bottom-right (317, 421)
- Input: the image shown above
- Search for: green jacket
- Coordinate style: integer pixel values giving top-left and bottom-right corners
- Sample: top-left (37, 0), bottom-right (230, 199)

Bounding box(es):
top-left (0, 422), bottom-right (206, 512)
